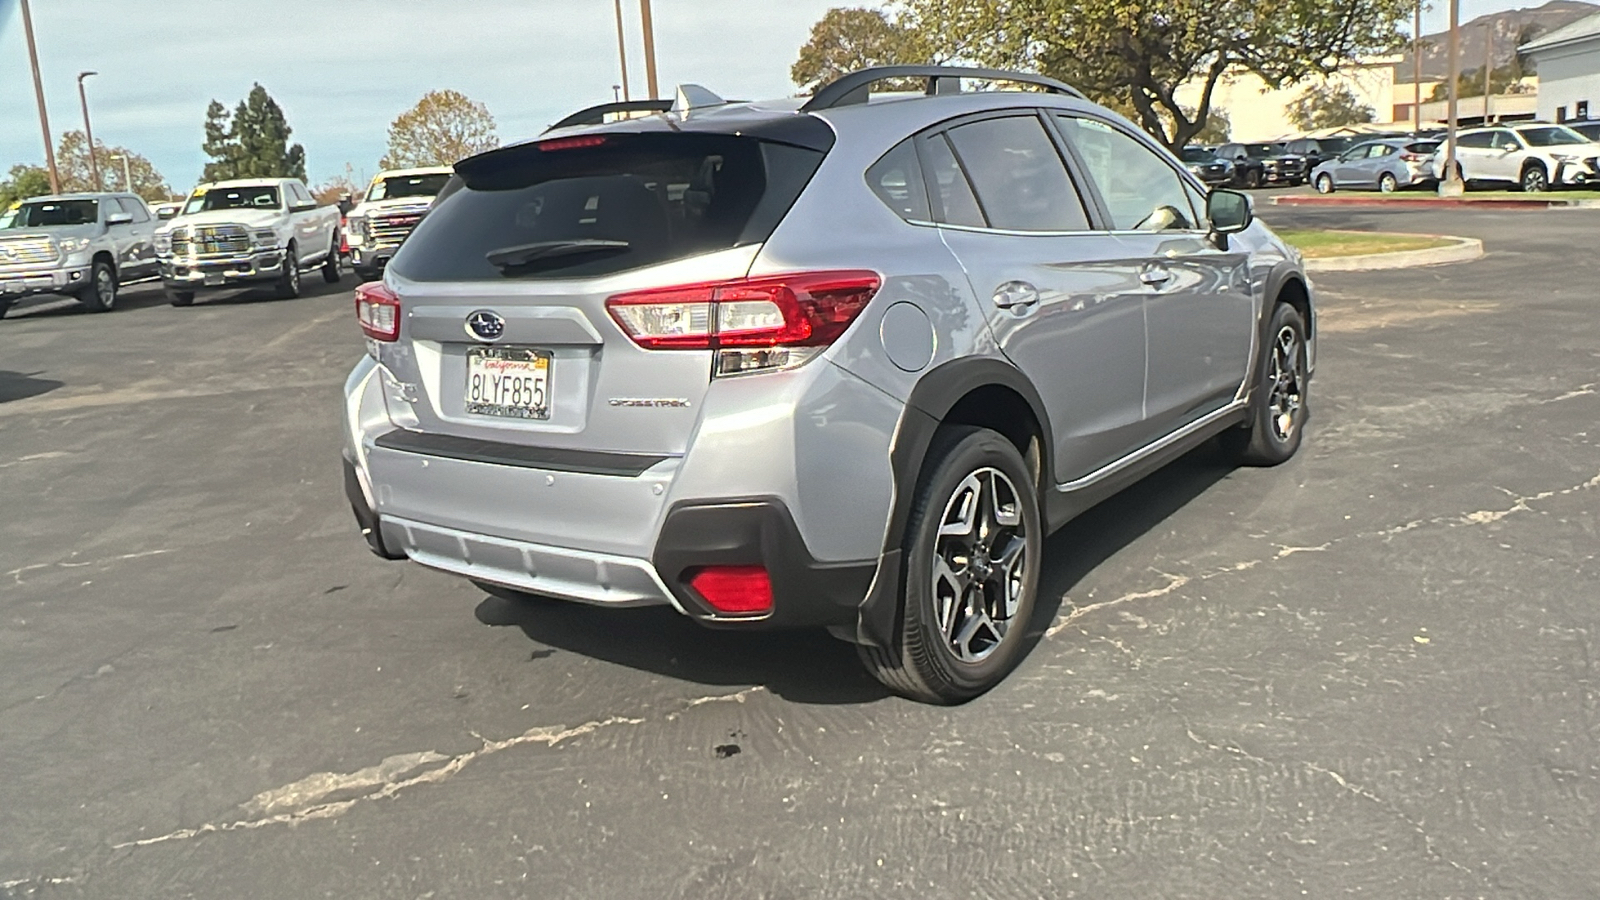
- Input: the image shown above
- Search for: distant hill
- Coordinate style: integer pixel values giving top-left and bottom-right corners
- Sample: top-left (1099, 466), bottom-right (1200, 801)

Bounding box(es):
top-left (1394, 0), bottom-right (1599, 80)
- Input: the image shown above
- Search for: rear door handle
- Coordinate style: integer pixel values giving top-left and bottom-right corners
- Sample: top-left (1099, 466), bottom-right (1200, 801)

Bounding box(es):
top-left (992, 281), bottom-right (1040, 310)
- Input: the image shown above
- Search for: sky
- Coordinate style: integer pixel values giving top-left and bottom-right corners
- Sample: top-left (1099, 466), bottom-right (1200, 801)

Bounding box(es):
top-left (0, 0), bottom-right (1561, 193)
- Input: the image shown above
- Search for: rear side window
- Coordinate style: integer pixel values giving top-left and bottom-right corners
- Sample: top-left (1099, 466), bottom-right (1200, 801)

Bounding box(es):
top-left (944, 116), bottom-right (1090, 231)
top-left (866, 139), bottom-right (931, 222)
top-left (920, 136), bottom-right (986, 228)
top-left (390, 133), bottom-right (825, 281)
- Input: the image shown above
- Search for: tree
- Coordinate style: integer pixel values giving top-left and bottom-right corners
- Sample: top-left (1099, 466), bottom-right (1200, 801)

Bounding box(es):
top-left (53, 131), bottom-right (174, 201)
top-left (1191, 106), bottom-right (1231, 144)
top-left (379, 90), bottom-right (498, 169)
top-left (1286, 84), bottom-right (1376, 131)
top-left (791, 7), bottom-right (926, 93)
top-left (200, 84), bottom-right (307, 182)
top-left (1, 165), bottom-right (53, 209)
top-left (865, 0), bottom-right (1413, 151)
top-left (314, 163), bottom-right (365, 207)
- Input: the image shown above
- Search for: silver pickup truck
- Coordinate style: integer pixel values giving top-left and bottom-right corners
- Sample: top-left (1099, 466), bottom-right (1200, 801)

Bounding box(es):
top-left (155, 177), bottom-right (342, 306)
top-left (0, 192), bottom-right (159, 318)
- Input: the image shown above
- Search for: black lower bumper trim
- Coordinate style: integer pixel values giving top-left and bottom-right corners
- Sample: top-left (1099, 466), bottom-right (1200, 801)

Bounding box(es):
top-left (652, 498), bottom-right (876, 630)
top-left (374, 429), bottom-right (669, 477)
top-left (343, 455), bottom-right (405, 560)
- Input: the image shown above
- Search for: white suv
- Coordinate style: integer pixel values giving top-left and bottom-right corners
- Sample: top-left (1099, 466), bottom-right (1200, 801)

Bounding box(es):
top-left (1434, 123), bottom-right (1600, 192)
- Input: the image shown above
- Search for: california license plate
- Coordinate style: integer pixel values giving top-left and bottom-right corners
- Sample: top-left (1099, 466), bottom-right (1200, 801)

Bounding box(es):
top-left (465, 347), bottom-right (552, 419)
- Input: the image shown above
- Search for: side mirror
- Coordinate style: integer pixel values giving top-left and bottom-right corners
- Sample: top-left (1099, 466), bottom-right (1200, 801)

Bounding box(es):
top-left (157, 208), bottom-right (178, 220)
top-left (1501, 143), bottom-right (1519, 152)
top-left (106, 212), bottom-right (134, 226)
top-left (1207, 189), bottom-right (1252, 235)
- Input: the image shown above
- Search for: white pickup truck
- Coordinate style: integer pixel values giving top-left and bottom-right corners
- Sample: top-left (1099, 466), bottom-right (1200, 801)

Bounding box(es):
top-left (344, 166), bottom-right (452, 280)
top-left (155, 177), bottom-right (342, 306)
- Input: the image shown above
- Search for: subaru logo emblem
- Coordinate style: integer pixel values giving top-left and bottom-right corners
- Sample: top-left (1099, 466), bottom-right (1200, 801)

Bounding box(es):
top-left (465, 310), bottom-right (505, 342)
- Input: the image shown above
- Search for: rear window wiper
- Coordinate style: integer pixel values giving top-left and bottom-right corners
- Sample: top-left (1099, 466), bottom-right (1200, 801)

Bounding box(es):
top-left (485, 239), bottom-right (630, 271)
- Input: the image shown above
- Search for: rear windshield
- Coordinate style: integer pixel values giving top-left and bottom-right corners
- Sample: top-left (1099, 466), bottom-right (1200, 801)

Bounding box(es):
top-left (368, 173), bottom-right (451, 202)
top-left (389, 133), bottom-right (826, 281)
top-left (184, 186), bottom-right (280, 214)
top-left (6, 200), bottom-right (98, 227)
top-left (1406, 141), bottom-right (1440, 154)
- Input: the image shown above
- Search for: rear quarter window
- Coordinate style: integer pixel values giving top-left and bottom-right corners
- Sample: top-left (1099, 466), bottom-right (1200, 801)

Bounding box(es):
top-left (389, 134), bottom-right (825, 282)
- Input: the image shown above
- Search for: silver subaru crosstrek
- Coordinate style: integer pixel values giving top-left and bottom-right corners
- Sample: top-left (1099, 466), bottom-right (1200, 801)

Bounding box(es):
top-left (341, 66), bottom-right (1316, 703)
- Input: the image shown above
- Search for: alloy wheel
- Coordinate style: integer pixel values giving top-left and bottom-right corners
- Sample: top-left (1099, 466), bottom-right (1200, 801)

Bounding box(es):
top-left (1522, 168), bottom-right (1547, 193)
top-left (1268, 324), bottom-right (1304, 442)
top-left (930, 467), bottom-right (1029, 664)
top-left (96, 267), bottom-right (115, 309)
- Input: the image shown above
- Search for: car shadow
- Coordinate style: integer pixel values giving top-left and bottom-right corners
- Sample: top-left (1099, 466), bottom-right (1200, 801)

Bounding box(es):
top-left (0, 370), bottom-right (64, 404)
top-left (1022, 442), bottom-right (1235, 645)
top-left (476, 440), bottom-right (1238, 706)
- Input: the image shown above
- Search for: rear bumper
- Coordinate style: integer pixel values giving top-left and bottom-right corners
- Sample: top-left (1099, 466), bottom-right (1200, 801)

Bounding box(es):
top-left (161, 251), bottom-right (284, 290)
top-left (0, 265), bottom-right (91, 298)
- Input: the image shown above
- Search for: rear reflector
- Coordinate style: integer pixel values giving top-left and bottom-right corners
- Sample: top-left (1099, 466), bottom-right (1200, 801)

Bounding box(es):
top-left (355, 281), bottom-right (400, 341)
top-left (607, 271), bottom-right (879, 349)
top-left (686, 565), bottom-right (774, 615)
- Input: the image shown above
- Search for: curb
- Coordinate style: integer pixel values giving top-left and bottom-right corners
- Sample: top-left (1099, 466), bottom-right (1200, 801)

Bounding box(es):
top-left (1272, 195), bottom-right (1597, 210)
top-left (1304, 234), bottom-right (1483, 272)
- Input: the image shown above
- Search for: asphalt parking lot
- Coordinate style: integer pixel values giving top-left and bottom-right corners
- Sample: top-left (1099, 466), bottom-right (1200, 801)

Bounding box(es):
top-left (3, 207), bottom-right (1598, 899)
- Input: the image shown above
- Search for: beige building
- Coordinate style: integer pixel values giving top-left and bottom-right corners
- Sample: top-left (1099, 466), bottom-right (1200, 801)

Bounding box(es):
top-left (1174, 57), bottom-right (1404, 141)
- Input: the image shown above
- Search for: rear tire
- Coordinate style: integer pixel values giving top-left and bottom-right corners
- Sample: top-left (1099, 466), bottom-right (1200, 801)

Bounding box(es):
top-left (857, 426), bottom-right (1041, 704)
top-left (274, 242), bottom-right (302, 299)
top-left (1244, 169), bottom-right (1262, 189)
top-left (1314, 174), bottom-right (1334, 194)
top-left (78, 259), bottom-right (117, 312)
top-left (321, 238), bottom-right (342, 284)
top-left (167, 290), bottom-right (195, 307)
top-left (1222, 302), bottom-right (1309, 467)
top-left (1378, 173), bottom-right (1399, 193)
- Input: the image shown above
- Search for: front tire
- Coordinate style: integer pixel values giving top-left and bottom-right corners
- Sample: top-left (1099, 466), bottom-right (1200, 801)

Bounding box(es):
top-left (1520, 163), bottom-right (1548, 193)
top-left (274, 243), bottom-right (302, 299)
top-left (858, 426), bottom-right (1041, 704)
top-left (321, 237), bottom-right (342, 284)
top-left (1222, 303), bottom-right (1309, 466)
top-left (1315, 174), bottom-right (1334, 194)
top-left (1244, 168), bottom-right (1262, 189)
top-left (0, 297), bottom-right (13, 320)
top-left (78, 259), bottom-right (117, 312)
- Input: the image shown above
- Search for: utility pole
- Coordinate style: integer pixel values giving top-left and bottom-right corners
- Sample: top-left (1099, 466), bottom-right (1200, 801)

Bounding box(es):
top-left (1413, 0), bottom-right (1423, 134)
top-left (613, 0), bottom-right (631, 101)
top-left (639, 0), bottom-right (660, 100)
top-left (1483, 22), bottom-right (1494, 123)
top-left (19, 0), bottom-right (61, 194)
top-left (78, 71), bottom-right (101, 191)
top-left (1441, 0), bottom-right (1463, 195)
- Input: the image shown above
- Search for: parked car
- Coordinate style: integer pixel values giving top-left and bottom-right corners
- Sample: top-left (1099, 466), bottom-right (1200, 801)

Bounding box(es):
top-left (344, 166), bottom-right (453, 280)
top-left (1216, 142), bottom-right (1309, 187)
top-left (340, 65), bottom-right (1316, 704)
top-left (1568, 120), bottom-right (1600, 142)
top-left (1431, 123), bottom-right (1600, 191)
top-left (0, 192), bottom-right (159, 318)
top-left (1179, 146), bottom-right (1235, 186)
top-left (1311, 138), bottom-right (1441, 193)
top-left (155, 178), bottom-right (342, 305)
top-left (1283, 136), bottom-right (1361, 172)
top-left (152, 201), bottom-right (183, 221)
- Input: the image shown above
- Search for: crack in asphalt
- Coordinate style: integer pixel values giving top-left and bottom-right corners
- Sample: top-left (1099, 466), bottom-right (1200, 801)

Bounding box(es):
top-left (4, 549), bottom-right (175, 587)
top-left (1047, 467), bottom-right (1600, 638)
top-left (1182, 726), bottom-right (1486, 887)
top-left (107, 688), bottom-right (766, 853)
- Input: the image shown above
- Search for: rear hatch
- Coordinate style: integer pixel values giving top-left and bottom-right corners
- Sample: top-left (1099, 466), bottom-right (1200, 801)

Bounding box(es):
top-left (375, 130), bottom-right (828, 456)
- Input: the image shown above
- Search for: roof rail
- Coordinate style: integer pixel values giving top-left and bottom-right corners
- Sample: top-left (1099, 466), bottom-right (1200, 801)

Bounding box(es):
top-left (545, 99), bottom-right (673, 133)
top-left (800, 66), bottom-right (1084, 112)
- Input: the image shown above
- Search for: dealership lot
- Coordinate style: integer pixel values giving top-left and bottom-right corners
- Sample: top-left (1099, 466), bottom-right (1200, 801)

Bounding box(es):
top-left (2, 209), bottom-right (1598, 898)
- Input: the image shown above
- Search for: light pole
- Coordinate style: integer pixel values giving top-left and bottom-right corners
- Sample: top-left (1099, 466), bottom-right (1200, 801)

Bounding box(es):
top-left (613, 0), bottom-right (631, 101)
top-left (109, 154), bottom-right (133, 192)
top-left (19, 0), bottom-right (61, 193)
top-left (77, 70), bottom-right (102, 191)
top-left (1483, 21), bottom-right (1494, 124)
top-left (1413, 0), bottom-right (1423, 135)
top-left (1441, 0), bottom-right (1463, 196)
top-left (639, 0), bottom-right (659, 100)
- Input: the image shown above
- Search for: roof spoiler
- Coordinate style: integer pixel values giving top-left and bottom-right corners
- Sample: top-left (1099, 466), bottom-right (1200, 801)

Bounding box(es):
top-left (545, 99), bottom-right (673, 133)
top-left (800, 65), bottom-right (1085, 112)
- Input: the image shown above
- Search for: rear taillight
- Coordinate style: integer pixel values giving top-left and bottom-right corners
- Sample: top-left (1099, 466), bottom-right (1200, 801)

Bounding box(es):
top-left (606, 271), bottom-right (880, 376)
top-left (1400, 152), bottom-right (1427, 162)
top-left (687, 565), bottom-right (773, 615)
top-left (355, 281), bottom-right (400, 342)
